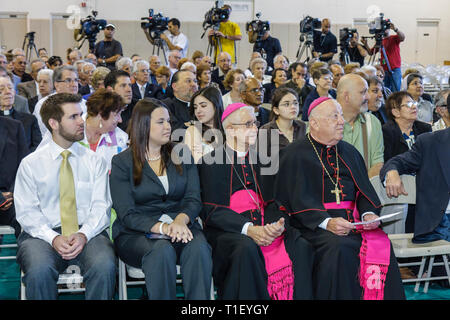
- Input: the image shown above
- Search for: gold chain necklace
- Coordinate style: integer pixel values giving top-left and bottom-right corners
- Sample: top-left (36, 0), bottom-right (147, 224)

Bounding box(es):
top-left (307, 133), bottom-right (342, 204)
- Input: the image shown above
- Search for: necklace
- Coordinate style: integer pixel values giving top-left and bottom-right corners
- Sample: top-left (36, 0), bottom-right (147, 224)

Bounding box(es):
top-left (307, 133), bottom-right (342, 204)
top-left (225, 147), bottom-right (262, 212)
top-left (146, 153), bottom-right (161, 161)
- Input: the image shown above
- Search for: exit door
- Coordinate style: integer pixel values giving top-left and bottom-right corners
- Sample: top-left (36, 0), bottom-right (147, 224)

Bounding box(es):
top-left (415, 20), bottom-right (439, 66)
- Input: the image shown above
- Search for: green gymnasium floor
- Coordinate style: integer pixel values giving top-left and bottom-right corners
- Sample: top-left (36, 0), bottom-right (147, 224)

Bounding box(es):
top-left (1, 234), bottom-right (449, 300)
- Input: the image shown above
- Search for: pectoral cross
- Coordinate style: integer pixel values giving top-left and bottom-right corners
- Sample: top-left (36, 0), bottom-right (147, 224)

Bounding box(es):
top-left (331, 187), bottom-right (342, 204)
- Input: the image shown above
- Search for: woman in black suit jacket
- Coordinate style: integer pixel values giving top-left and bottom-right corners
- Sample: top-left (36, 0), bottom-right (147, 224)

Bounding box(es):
top-left (382, 91), bottom-right (432, 162)
top-left (109, 98), bottom-right (212, 300)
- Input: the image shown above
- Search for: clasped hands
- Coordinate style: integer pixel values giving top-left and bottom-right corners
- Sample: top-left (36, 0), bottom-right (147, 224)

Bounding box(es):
top-left (247, 217), bottom-right (285, 247)
top-left (159, 213), bottom-right (193, 244)
top-left (52, 233), bottom-right (87, 260)
top-left (0, 192), bottom-right (13, 211)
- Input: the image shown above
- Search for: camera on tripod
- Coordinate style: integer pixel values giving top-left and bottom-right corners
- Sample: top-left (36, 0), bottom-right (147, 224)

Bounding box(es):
top-left (141, 9), bottom-right (169, 39)
top-left (202, 0), bottom-right (230, 31)
top-left (246, 12), bottom-right (270, 44)
top-left (74, 11), bottom-right (107, 52)
top-left (339, 27), bottom-right (357, 49)
top-left (25, 32), bottom-right (36, 43)
top-left (299, 16), bottom-right (321, 43)
top-left (368, 13), bottom-right (391, 43)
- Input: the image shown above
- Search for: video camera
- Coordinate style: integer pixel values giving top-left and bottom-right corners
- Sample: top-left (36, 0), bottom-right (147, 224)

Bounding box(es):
top-left (299, 16), bottom-right (321, 44)
top-left (246, 12), bottom-right (270, 44)
top-left (368, 13), bottom-right (392, 43)
top-left (202, 0), bottom-right (230, 31)
top-left (339, 27), bottom-right (357, 49)
top-left (300, 16), bottom-right (321, 34)
top-left (141, 9), bottom-right (169, 39)
top-left (74, 11), bottom-right (107, 52)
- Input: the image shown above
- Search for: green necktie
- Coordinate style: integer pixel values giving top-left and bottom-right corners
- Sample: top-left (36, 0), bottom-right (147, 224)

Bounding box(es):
top-left (59, 150), bottom-right (79, 236)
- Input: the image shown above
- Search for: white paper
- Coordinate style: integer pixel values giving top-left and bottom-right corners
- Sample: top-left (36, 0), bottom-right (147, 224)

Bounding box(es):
top-left (351, 211), bottom-right (403, 226)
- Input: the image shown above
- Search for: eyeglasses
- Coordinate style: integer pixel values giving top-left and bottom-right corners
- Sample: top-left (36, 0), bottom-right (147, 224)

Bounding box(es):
top-left (231, 120), bottom-right (260, 128)
top-left (247, 87), bottom-right (265, 94)
top-left (57, 78), bottom-right (79, 84)
top-left (400, 101), bottom-right (418, 109)
top-left (138, 69), bottom-right (151, 74)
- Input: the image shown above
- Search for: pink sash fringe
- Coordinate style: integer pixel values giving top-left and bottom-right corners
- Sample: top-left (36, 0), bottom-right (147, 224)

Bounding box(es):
top-left (324, 200), bottom-right (390, 300)
top-left (229, 190), bottom-right (294, 300)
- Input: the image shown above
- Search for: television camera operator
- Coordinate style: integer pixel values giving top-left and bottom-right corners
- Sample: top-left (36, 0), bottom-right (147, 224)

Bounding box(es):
top-left (363, 14), bottom-right (405, 92)
top-left (143, 15), bottom-right (189, 60)
top-left (206, 3), bottom-right (242, 65)
top-left (246, 13), bottom-right (282, 72)
top-left (312, 18), bottom-right (337, 62)
top-left (340, 29), bottom-right (368, 67)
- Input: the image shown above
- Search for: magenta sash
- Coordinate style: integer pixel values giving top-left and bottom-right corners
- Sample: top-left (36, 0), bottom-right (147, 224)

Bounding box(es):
top-left (323, 200), bottom-right (391, 300)
top-left (229, 190), bottom-right (294, 300)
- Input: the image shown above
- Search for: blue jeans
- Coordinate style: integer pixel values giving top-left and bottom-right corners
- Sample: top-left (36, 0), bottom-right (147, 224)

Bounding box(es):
top-left (413, 214), bottom-right (450, 244)
top-left (17, 229), bottom-right (117, 300)
top-left (384, 67), bottom-right (402, 92)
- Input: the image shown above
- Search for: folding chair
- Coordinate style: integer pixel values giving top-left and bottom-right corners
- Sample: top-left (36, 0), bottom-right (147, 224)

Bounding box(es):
top-left (0, 225), bottom-right (17, 261)
top-left (118, 259), bottom-right (215, 300)
top-left (389, 233), bottom-right (450, 293)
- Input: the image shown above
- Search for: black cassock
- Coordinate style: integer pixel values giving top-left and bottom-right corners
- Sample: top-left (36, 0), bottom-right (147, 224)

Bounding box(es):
top-left (274, 136), bottom-right (405, 300)
top-left (198, 144), bottom-right (314, 300)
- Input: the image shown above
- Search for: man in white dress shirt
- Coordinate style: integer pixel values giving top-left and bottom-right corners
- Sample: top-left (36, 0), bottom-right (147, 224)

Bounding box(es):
top-left (14, 93), bottom-right (116, 300)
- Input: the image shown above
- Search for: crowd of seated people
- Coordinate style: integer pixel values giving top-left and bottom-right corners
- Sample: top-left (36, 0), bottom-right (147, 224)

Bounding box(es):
top-left (2, 11), bottom-right (450, 301)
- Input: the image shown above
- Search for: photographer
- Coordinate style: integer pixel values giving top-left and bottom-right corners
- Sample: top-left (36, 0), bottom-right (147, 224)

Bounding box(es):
top-left (312, 18), bottom-right (337, 62)
top-left (363, 20), bottom-right (405, 93)
top-left (94, 24), bottom-right (123, 70)
top-left (251, 29), bottom-right (282, 72)
top-left (143, 18), bottom-right (189, 60)
top-left (207, 4), bottom-right (242, 65)
top-left (347, 31), bottom-right (368, 67)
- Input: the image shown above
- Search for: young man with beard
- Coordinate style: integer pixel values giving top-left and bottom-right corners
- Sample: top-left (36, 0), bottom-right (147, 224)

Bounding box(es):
top-left (14, 93), bottom-right (117, 300)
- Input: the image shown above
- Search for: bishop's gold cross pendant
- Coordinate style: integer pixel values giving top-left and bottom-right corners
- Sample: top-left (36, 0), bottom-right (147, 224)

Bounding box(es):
top-left (331, 187), bottom-right (342, 204)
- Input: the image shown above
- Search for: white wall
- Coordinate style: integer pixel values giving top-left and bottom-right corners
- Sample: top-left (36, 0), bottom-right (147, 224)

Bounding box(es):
top-left (1, 0), bottom-right (449, 66)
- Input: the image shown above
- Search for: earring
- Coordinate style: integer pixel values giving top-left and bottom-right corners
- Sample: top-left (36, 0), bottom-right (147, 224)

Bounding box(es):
top-left (99, 121), bottom-right (103, 129)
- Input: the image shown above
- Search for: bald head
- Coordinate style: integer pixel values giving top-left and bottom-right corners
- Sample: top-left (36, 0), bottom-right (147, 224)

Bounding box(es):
top-left (336, 74), bottom-right (369, 114)
top-left (309, 98), bottom-right (345, 146)
top-left (322, 18), bottom-right (331, 34)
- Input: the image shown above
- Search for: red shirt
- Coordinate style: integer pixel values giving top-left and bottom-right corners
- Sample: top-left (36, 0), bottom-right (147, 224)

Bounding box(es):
top-left (380, 35), bottom-right (401, 71)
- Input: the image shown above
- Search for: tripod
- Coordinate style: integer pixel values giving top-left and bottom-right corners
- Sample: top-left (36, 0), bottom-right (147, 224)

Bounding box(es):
top-left (205, 25), bottom-right (223, 68)
top-left (296, 33), bottom-right (314, 63)
top-left (369, 39), bottom-right (398, 92)
top-left (340, 46), bottom-right (351, 65)
top-left (22, 32), bottom-right (39, 62)
top-left (152, 37), bottom-right (168, 65)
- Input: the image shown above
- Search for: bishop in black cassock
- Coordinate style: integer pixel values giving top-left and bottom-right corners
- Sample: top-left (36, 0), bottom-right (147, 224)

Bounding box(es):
top-left (274, 97), bottom-right (405, 300)
top-left (198, 103), bottom-right (314, 300)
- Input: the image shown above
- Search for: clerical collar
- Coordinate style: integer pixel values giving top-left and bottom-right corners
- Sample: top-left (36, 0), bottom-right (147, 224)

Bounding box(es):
top-left (309, 133), bottom-right (334, 149)
top-left (175, 97), bottom-right (190, 106)
top-left (0, 108), bottom-right (13, 116)
top-left (226, 143), bottom-right (248, 158)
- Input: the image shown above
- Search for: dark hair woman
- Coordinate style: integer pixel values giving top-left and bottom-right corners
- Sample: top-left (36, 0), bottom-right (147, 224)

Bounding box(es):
top-left (109, 98), bottom-right (212, 300)
top-left (184, 86), bottom-right (225, 163)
